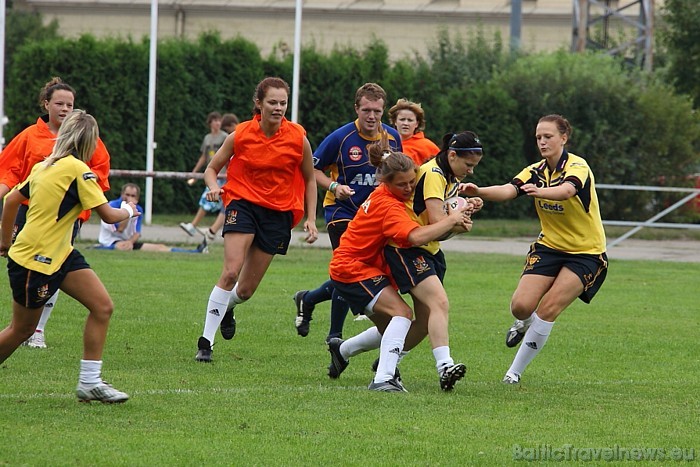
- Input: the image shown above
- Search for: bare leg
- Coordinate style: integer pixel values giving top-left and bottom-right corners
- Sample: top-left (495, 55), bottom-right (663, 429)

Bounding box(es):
top-left (0, 303), bottom-right (42, 364)
top-left (59, 268), bottom-right (114, 361)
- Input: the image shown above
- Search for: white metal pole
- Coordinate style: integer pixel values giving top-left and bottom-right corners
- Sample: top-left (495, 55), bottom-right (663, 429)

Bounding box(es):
top-left (0, 0), bottom-right (6, 150)
top-left (291, 0), bottom-right (302, 123)
top-left (145, 0), bottom-right (159, 224)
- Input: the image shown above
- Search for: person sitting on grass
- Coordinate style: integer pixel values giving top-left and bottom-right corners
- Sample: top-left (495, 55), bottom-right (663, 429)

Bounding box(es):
top-left (98, 183), bottom-right (207, 253)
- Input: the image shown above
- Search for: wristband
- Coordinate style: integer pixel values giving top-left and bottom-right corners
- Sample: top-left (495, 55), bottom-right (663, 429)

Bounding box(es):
top-left (122, 204), bottom-right (134, 219)
top-left (328, 181), bottom-right (338, 193)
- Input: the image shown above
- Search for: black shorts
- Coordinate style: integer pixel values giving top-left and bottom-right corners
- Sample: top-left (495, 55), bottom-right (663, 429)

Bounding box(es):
top-left (331, 275), bottom-right (391, 317)
top-left (14, 204), bottom-right (82, 244)
top-left (7, 249), bottom-right (91, 309)
top-left (384, 246), bottom-right (447, 294)
top-left (222, 199), bottom-right (293, 255)
top-left (522, 242), bottom-right (608, 304)
top-left (327, 219), bottom-right (350, 250)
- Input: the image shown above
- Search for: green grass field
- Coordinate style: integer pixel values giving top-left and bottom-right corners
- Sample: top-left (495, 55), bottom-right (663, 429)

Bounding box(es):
top-left (1, 242), bottom-right (698, 465)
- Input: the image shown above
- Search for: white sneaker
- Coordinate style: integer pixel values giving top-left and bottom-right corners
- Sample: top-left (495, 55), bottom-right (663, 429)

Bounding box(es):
top-left (26, 331), bottom-right (47, 349)
top-left (76, 381), bottom-right (129, 403)
top-left (505, 318), bottom-right (531, 348)
top-left (179, 222), bottom-right (197, 236)
top-left (502, 373), bottom-right (520, 384)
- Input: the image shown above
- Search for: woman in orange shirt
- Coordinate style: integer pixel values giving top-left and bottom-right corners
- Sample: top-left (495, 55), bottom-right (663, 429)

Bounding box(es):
top-left (326, 141), bottom-right (471, 392)
top-left (193, 77), bottom-right (318, 363)
top-left (0, 77), bottom-right (111, 349)
top-left (388, 98), bottom-right (440, 166)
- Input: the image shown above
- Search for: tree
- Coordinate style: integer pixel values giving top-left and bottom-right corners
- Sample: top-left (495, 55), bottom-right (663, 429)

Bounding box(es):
top-left (659, 0), bottom-right (700, 108)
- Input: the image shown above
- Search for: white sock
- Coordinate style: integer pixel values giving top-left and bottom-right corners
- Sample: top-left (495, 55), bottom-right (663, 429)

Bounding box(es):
top-left (36, 291), bottom-right (59, 332)
top-left (228, 283), bottom-right (245, 308)
top-left (341, 326), bottom-right (382, 359)
top-left (433, 345), bottom-right (454, 375)
top-left (79, 359), bottom-right (103, 385)
top-left (373, 316), bottom-right (411, 383)
top-left (202, 286), bottom-right (233, 344)
top-left (506, 313), bottom-right (554, 378)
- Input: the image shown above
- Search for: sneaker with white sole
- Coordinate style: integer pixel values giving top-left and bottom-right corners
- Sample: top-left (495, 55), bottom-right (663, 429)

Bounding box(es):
top-left (368, 377), bottom-right (408, 392)
top-left (179, 222), bottom-right (197, 236)
top-left (25, 331), bottom-right (47, 349)
top-left (439, 363), bottom-right (467, 391)
top-left (76, 381), bottom-right (129, 403)
top-left (220, 307), bottom-right (236, 340)
top-left (505, 319), bottom-right (530, 348)
top-left (370, 357), bottom-right (401, 381)
top-left (293, 290), bottom-right (313, 337)
top-left (502, 373), bottom-right (520, 384)
top-left (327, 337), bottom-right (349, 379)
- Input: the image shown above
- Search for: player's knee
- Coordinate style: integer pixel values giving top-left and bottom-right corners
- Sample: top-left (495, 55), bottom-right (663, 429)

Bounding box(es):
top-left (91, 299), bottom-right (114, 322)
top-left (510, 299), bottom-right (534, 320)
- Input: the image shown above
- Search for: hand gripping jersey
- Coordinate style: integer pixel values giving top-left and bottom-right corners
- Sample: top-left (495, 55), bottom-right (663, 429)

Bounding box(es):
top-left (329, 183), bottom-right (420, 284)
top-left (511, 150), bottom-right (606, 255)
top-left (314, 120), bottom-right (401, 225)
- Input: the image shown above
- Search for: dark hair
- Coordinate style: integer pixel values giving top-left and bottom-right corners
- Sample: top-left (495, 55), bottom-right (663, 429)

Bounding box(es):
top-left (538, 114), bottom-right (572, 140)
top-left (121, 182), bottom-right (141, 198)
top-left (38, 77), bottom-right (75, 111)
top-left (252, 77), bottom-right (290, 115)
top-left (221, 113), bottom-right (239, 130)
top-left (367, 130), bottom-right (416, 183)
top-left (354, 82), bottom-right (387, 108)
top-left (388, 98), bottom-right (426, 133)
top-left (434, 131), bottom-right (483, 178)
top-left (206, 111), bottom-right (222, 125)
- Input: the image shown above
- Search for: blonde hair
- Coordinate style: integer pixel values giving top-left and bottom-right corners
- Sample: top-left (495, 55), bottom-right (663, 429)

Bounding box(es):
top-left (41, 110), bottom-right (99, 169)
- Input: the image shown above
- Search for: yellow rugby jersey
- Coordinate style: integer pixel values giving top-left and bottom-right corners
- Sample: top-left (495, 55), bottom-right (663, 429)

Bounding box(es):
top-left (9, 156), bottom-right (108, 275)
top-left (512, 151), bottom-right (606, 255)
top-left (391, 158), bottom-right (460, 255)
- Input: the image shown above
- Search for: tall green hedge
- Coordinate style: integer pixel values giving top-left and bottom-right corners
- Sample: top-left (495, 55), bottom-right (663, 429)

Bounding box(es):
top-left (4, 30), bottom-right (699, 221)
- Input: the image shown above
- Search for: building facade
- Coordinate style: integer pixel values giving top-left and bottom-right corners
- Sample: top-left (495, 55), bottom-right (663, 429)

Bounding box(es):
top-left (15, 1), bottom-right (659, 61)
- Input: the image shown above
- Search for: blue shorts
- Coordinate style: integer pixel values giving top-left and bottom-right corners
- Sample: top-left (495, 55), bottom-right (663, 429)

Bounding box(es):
top-left (199, 183), bottom-right (224, 213)
top-left (7, 249), bottom-right (91, 309)
top-left (222, 199), bottom-right (293, 255)
top-left (331, 275), bottom-right (391, 317)
top-left (384, 246), bottom-right (446, 294)
top-left (326, 219), bottom-right (350, 250)
top-left (522, 242), bottom-right (608, 304)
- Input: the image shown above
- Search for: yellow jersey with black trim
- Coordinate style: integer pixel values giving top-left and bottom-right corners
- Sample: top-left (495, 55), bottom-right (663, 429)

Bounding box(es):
top-left (512, 151), bottom-right (606, 255)
top-left (9, 156), bottom-right (108, 274)
top-left (391, 158), bottom-right (459, 255)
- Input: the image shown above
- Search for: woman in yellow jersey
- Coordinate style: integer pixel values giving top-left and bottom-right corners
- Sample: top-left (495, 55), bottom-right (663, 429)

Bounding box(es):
top-left (0, 111), bottom-right (136, 403)
top-left (463, 114), bottom-right (608, 384)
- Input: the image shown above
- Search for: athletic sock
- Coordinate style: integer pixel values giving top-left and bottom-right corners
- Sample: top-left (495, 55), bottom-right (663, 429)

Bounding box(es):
top-left (327, 289), bottom-right (350, 340)
top-left (433, 345), bottom-right (454, 375)
top-left (304, 280), bottom-right (333, 307)
top-left (506, 313), bottom-right (554, 378)
top-left (36, 291), bottom-right (59, 332)
top-left (202, 286), bottom-right (233, 344)
top-left (228, 283), bottom-right (245, 308)
top-left (340, 326), bottom-right (382, 359)
top-left (373, 316), bottom-right (411, 384)
top-left (79, 359), bottom-right (103, 385)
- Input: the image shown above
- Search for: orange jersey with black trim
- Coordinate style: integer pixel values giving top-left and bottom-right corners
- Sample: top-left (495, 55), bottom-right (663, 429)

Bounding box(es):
top-left (401, 132), bottom-right (439, 166)
top-left (330, 183), bottom-right (419, 283)
top-left (0, 116), bottom-right (111, 222)
top-left (223, 115), bottom-right (307, 227)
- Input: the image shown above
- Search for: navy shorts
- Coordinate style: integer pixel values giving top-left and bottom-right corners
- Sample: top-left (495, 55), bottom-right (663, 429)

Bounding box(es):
top-left (384, 246), bottom-right (446, 294)
top-left (326, 219), bottom-right (350, 250)
top-left (331, 275), bottom-right (391, 317)
top-left (222, 199), bottom-right (293, 255)
top-left (7, 249), bottom-right (91, 309)
top-left (522, 242), bottom-right (608, 304)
